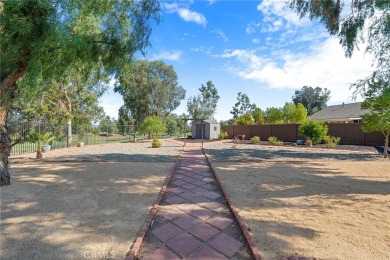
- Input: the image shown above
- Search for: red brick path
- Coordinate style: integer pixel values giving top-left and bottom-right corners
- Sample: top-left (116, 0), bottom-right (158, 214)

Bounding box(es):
top-left (128, 145), bottom-right (261, 259)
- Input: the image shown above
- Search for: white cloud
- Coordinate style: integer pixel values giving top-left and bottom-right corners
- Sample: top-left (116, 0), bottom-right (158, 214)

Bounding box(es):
top-left (208, 0), bottom-right (216, 5)
top-left (151, 50), bottom-right (182, 61)
top-left (213, 29), bottom-right (229, 42)
top-left (252, 38), bottom-right (261, 44)
top-left (246, 22), bottom-right (261, 34)
top-left (163, 2), bottom-right (207, 27)
top-left (178, 8), bottom-right (207, 26)
top-left (216, 37), bottom-right (374, 104)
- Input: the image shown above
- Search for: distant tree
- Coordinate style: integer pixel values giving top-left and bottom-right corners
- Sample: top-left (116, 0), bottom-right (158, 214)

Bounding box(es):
top-left (231, 92), bottom-right (256, 119)
top-left (235, 113), bottom-right (254, 125)
top-left (165, 117), bottom-right (178, 136)
top-left (292, 86), bottom-right (330, 115)
top-left (115, 60), bottom-right (186, 124)
top-left (265, 107), bottom-right (283, 124)
top-left (361, 80), bottom-right (390, 158)
top-left (288, 0), bottom-right (389, 96)
top-left (140, 116), bottom-right (167, 139)
top-left (187, 81), bottom-right (220, 120)
top-left (100, 116), bottom-right (118, 135)
top-left (282, 102), bottom-right (308, 124)
top-left (252, 107), bottom-right (265, 125)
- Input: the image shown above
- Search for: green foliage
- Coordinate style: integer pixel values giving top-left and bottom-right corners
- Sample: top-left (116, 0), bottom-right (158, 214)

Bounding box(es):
top-left (299, 120), bottom-right (328, 144)
top-left (252, 107), bottom-right (265, 124)
top-left (187, 81), bottom-right (220, 120)
top-left (29, 132), bottom-right (55, 147)
top-left (115, 60), bottom-right (186, 124)
top-left (251, 136), bottom-right (260, 144)
top-left (29, 131), bottom-right (55, 158)
top-left (100, 116), bottom-right (118, 135)
top-left (361, 81), bottom-right (390, 158)
top-left (218, 130), bottom-right (228, 140)
top-left (268, 136), bottom-right (283, 146)
top-left (265, 107), bottom-right (283, 124)
top-left (165, 117), bottom-right (178, 136)
top-left (292, 86), bottom-right (330, 115)
top-left (231, 92), bottom-right (256, 119)
top-left (282, 102), bottom-right (308, 124)
top-left (152, 138), bottom-right (162, 148)
top-left (140, 116), bottom-right (167, 138)
top-left (288, 1), bottom-right (389, 96)
top-left (324, 136), bottom-right (341, 148)
top-left (235, 113), bottom-right (254, 125)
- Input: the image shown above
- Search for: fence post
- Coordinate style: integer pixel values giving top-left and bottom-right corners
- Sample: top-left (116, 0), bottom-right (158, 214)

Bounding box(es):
top-left (133, 125), bottom-right (136, 142)
top-left (106, 126), bottom-right (108, 143)
top-left (86, 126), bottom-right (89, 145)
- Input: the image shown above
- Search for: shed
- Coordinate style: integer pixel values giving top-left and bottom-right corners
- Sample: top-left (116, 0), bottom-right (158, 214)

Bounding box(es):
top-left (192, 120), bottom-right (220, 140)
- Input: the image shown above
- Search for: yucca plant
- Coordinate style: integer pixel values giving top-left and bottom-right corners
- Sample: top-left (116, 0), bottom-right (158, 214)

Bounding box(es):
top-left (29, 132), bottom-right (55, 159)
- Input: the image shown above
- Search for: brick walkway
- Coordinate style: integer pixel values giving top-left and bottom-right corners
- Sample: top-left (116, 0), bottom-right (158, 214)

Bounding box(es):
top-left (132, 145), bottom-right (257, 259)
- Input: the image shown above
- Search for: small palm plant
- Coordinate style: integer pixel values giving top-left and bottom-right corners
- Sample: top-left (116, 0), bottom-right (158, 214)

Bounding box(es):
top-left (29, 132), bottom-right (55, 159)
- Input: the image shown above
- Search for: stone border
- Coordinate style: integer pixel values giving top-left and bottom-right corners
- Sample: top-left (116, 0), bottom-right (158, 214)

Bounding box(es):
top-left (204, 149), bottom-right (263, 260)
top-left (125, 153), bottom-right (182, 260)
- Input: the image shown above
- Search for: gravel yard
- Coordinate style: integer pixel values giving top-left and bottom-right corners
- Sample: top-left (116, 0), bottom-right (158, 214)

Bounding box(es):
top-left (10, 140), bottom-right (183, 162)
top-left (3, 140), bottom-right (388, 260)
top-left (204, 142), bottom-right (383, 161)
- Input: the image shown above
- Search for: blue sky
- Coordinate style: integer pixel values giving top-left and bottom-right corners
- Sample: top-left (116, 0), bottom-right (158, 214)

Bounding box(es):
top-left (100, 0), bottom-right (373, 121)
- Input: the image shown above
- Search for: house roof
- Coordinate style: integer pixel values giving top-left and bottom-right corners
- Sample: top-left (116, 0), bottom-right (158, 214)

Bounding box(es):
top-left (310, 102), bottom-right (370, 121)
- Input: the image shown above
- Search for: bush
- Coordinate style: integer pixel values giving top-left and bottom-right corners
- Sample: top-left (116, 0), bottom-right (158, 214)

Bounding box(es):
top-left (152, 138), bottom-right (162, 148)
top-left (268, 136), bottom-right (284, 145)
top-left (251, 136), bottom-right (260, 144)
top-left (218, 130), bottom-right (228, 140)
top-left (299, 120), bottom-right (328, 144)
top-left (305, 139), bottom-right (313, 147)
top-left (324, 135), bottom-right (341, 148)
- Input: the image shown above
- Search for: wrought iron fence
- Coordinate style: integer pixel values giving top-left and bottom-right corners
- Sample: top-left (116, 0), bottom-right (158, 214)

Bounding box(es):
top-left (8, 121), bottom-right (181, 155)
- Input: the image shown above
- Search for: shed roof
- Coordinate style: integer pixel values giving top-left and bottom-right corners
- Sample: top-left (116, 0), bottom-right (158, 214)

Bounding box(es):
top-left (193, 119), bottom-right (219, 124)
top-left (310, 102), bottom-right (370, 121)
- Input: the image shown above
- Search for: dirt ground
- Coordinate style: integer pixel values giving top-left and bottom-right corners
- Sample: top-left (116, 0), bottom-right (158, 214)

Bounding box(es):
top-left (213, 161), bottom-right (390, 260)
top-left (0, 162), bottom-right (173, 260)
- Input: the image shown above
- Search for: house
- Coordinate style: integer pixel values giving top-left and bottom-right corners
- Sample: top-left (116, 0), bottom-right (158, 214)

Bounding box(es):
top-left (191, 120), bottom-right (220, 140)
top-left (310, 102), bottom-right (370, 123)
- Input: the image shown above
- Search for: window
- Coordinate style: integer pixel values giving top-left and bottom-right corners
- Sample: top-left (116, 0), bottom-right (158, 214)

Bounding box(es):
top-left (214, 126), bottom-right (217, 131)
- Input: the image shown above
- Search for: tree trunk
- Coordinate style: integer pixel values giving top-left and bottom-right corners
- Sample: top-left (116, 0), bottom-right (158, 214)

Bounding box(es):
top-left (0, 52), bottom-right (28, 186)
top-left (384, 132), bottom-right (389, 159)
top-left (67, 120), bottom-right (72, 147)
top-left (0, 108), bottom-right (11, 186)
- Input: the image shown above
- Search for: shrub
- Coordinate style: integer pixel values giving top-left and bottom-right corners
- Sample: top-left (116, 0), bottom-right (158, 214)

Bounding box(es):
top-left (251, 136), bottom-right (260, 144)
top-left (324, 135), bottom-right (341, 148)
top-left (218, 130), bottom-right (228, 140)
top-left (152, 138), bottom-right (162, 148)
top-left (299, 120), bottom-right (328, 144)
top-left (305, 139), bottom-right (313, 147)
top-left (268, 136), bottom-right (284, 145)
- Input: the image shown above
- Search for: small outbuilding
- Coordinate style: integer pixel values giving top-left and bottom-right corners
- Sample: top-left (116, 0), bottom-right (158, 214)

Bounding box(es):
top-left (192, 120), bottom-right (220, 140)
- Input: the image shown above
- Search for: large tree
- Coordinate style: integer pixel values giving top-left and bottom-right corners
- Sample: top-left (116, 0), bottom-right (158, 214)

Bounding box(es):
top-left (115, 60), bottom-right (186, 125)
top-left (187, 81), bottom-right (220, 120)
top-left (282, 102), bottom-right (308, 124)
top-left (0, 0), bottom-right (160, 185)
top-left (292, 86), bottom-right (331, 115)
top-left (265, 107), bottom-right (284, 124)
top-left (361, 80), bottom-right (390, 158)
top-left (230, 92), bottom-right (256, 119)
top-left (12, 67), bottom-right (108, 146)
top-left (288, 0), bottom-right (389, 95)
